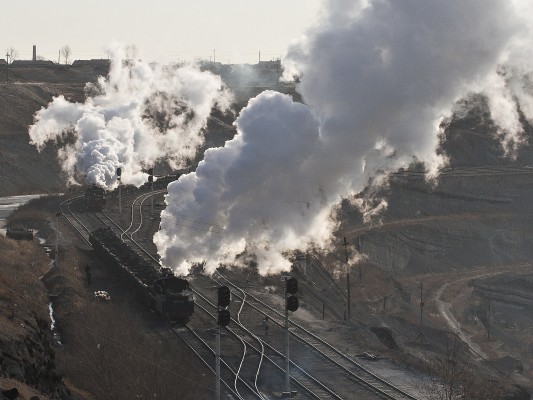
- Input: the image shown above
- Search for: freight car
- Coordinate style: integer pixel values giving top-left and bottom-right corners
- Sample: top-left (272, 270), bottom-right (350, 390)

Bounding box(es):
top-left (88, 227), bottom-right (194, 323)
top-left (85, 185), bottom-right (106, 211)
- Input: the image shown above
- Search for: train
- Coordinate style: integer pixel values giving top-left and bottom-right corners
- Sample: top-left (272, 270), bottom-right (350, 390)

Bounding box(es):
top-left (88, 227), bottom-right (194, 323)
top-left (84, 169), bottom-right (190, 212)
top-left (85, 185), bottom-right (107, 211)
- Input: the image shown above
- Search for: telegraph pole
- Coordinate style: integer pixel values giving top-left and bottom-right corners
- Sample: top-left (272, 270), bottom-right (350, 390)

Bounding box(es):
top-left (415, 282), bottom-right (428, 343)
top-left (342, 237), bottom-right (351, 319)
top-left (55, 212), bottom-right (61, 268)
top-left (486, 299), bottom-right (492, 340)
top-left (419, 282), bottom-right (423, 333)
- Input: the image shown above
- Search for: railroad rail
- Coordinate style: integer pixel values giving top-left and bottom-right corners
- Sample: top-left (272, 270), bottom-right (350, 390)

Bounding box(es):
top-left (172, 325), bottom-right (260, 400)
top-left (192, 288), bottom-right (341, 399)
top-left (215, 274), bottom-right (419, 400)
top-left (62, 189), bottom-right (420, 399)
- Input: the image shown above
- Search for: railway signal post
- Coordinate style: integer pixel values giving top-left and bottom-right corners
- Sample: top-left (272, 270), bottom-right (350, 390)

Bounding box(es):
top-left (282, 276), bottom-right (299, 398)
top-left (116, 167), bottom-right (122, 213)
top-left (216, 285), bottom-right (231, 400)
top-left (148, 168), bottom-right (154, 214)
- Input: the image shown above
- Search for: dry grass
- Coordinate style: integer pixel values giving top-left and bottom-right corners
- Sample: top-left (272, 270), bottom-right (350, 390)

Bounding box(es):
top-left (7, 195), bottom-right (65, 233)
top-left (58, 302), bottom-right (211, 400)
top-left (46, 242), bottom-right (212, 400)
top-left (0, 235), bottom-right (50, 335)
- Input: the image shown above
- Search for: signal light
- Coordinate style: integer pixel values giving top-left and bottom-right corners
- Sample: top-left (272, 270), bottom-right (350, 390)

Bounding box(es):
top-left (218, 286), bottom-right (231, 308)
top-left (116, 167), bottom-right (122, 177)
top-left (286, 277), bottom-right (298, 294)
top-left (286, 295), bottom-right (299, 312)
top-left (218, 309), bottom-right (231, 327)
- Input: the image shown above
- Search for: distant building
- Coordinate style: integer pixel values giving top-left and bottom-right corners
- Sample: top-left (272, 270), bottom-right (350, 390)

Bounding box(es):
top-left (0, 59), bottom-right (6, 65)
top-left (258, 59), bottom-right (281, 70)
top-left (197, 60), bottom-right (282, 87)
top-left (72, 59), bottom-right (110, 67)
top-left (12, 60), bottom-right (55, 66)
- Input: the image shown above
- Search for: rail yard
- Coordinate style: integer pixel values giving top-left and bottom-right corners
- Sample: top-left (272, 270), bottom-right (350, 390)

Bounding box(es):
top-left (55, 182), bottom-right (427, 399)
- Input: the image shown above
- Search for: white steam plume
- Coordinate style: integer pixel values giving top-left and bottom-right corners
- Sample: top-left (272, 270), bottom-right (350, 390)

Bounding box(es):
top-left (29, 45), bottom-right (232, 188)
top-left (156, 0), bottom-right (533, 276)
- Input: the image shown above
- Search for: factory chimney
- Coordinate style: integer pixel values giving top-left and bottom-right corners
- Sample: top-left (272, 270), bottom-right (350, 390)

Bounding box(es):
top-left (32, 45), bottom-right (36, 62)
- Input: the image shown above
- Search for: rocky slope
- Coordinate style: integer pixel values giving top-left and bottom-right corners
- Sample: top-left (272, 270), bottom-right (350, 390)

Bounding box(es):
top-left (0, 233), bottom-right (71, 399)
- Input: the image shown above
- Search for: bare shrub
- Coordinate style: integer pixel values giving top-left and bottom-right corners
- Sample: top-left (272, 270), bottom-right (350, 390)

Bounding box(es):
top-left (58, 302), bottom-right (211, 400)
top-left (419, 335), bottom-right (505, 400)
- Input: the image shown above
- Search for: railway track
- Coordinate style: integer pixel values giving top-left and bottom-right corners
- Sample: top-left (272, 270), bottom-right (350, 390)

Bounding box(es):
top-left (192, 288), bottom-right (341, 399)
top-left (62, 189), bottom-right (420, 399)
top-left (215, 274), bottom-right (419, 400)
top-left (173, 325), bottom-right (259, 400)
top-left (120, 189), bottom-right (166, 241)
top-left (60, 191), bottom-right (253, 398)
top-left (59, 195), bottom-right (107, 244)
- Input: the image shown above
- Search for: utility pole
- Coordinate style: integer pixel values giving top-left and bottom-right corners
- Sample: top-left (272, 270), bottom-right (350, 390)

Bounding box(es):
top-left (55, 212), bottom-right (61, 268)
top-left (258, 50), bottom-right (261, 63)
top-left (358, 236), bottom-right (363, 283)
top-left (415, 282), bottom-right (428, 343)
top-left (213, 49), bottom-right (216, 63)
top-left (486, 299), bottom-right (492, 340)
top-left (342, 237), bottom-right (351, 319)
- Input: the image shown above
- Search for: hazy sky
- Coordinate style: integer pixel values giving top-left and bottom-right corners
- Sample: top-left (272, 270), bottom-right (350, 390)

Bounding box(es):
top-left (1, 0), bottom-right (321, 64)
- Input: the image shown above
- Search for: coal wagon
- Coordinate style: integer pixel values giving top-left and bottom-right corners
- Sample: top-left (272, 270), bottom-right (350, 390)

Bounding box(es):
top-left (89, 227), bottom-right (194, 323)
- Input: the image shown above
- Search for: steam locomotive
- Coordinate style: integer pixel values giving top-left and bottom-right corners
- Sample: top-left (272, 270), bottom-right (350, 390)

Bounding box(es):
top-left (89, 227), bottom-right (194, 323)
top-left (85, 185), bottom-right (106, 211)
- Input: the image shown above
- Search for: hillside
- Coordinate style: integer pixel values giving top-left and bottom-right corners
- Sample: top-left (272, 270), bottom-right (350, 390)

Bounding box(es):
top-left (1, 64), bottom-right (532, 397)
top-left (0, 65), bottom-right (103, 196)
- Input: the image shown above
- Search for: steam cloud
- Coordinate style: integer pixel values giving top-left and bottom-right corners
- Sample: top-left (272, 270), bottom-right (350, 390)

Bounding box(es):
top-left (29, 45), bottom-right (232, 188)
top-left (155, 0), bottom-right (533, 276)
